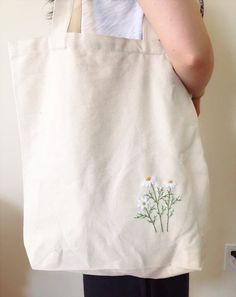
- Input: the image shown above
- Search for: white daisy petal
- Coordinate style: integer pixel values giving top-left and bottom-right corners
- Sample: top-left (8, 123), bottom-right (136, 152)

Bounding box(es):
top-left (150, 176), bottom-right (156, 185)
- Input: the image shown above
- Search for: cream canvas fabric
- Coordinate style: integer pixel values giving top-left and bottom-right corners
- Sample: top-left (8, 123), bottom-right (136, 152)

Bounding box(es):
top-left (8, 0), bottom-right (210, 279)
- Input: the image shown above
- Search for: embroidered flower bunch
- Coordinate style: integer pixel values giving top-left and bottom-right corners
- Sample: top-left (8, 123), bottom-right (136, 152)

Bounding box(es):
top-left (134, 176), bottom-right (182, 233)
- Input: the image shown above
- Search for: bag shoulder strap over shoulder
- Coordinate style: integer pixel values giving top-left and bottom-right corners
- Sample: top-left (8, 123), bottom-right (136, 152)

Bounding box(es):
top-left (49, 0), bottom-right (160, 50)
top-left (49, 0), bottom-right (74, 48)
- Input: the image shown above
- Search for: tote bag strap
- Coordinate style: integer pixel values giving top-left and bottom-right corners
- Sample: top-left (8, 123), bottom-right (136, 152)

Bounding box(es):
top-left (49, 0), bottom-right (160, 50)
top-left (49, 0), bottom-right (74, 48)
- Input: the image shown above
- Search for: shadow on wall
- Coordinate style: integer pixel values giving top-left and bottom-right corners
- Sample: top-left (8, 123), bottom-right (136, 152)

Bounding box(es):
top-left (190, 1), bottom-right (236, 293)
top-left (0, 198), bottom-right (28, 297)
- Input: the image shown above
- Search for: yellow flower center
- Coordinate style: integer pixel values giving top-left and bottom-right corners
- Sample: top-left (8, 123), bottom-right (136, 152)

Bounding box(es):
top-left (146, 176), bottom-right (151, 181)
top-left (168, 180), bottom-right (173, 183)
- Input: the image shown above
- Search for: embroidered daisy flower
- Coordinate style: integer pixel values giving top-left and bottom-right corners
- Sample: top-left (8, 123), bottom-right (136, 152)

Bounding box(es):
top-left (141, 175), bottom-right (156, 189)
top-left (162, 179), bottom-right (176, 189)
top-left (135, 175), bottom-right (182, 233)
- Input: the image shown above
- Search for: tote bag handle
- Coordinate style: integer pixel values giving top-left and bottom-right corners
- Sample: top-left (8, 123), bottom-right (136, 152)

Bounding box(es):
top-left (49, 0), bottom-right (159, 50)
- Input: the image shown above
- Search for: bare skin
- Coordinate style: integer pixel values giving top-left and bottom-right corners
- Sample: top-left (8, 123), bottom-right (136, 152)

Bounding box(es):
top-left (192, 96), bottom-right (201, 116)
top-left (137, 0), bottom-right (214, 116)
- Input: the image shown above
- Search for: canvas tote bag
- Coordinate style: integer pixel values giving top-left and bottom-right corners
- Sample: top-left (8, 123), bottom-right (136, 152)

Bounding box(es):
top-left (8, 0), bottom-right (210, 278)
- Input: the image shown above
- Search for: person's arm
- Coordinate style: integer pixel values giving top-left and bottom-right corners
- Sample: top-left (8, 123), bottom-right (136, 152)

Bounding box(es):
top-left (138, 0), bottom-right (214, 99)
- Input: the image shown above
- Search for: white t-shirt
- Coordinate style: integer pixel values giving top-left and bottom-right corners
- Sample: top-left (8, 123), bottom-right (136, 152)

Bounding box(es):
top-left (81, 0), bottom-right (144, 40)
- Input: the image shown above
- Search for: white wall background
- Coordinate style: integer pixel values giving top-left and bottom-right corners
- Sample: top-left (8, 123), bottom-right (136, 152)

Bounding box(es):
top-left (0, 0), bottom-right (235, 296)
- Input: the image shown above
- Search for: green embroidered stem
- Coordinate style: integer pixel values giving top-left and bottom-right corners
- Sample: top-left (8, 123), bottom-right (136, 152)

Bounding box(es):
top-left (151, 183), bottom-right (164, 232)
top-left (166, 189), bottom-right (171, 232)
top-left (134, 205), bottom-right (157, 232)
top-left (164, 188), bottom-right (182, 232)
top-left (145, 207), bottom-right (157, 232)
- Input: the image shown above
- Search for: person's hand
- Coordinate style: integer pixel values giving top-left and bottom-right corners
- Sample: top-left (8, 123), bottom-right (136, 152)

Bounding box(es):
top-left (191, 96), bottom-right (201, 117)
